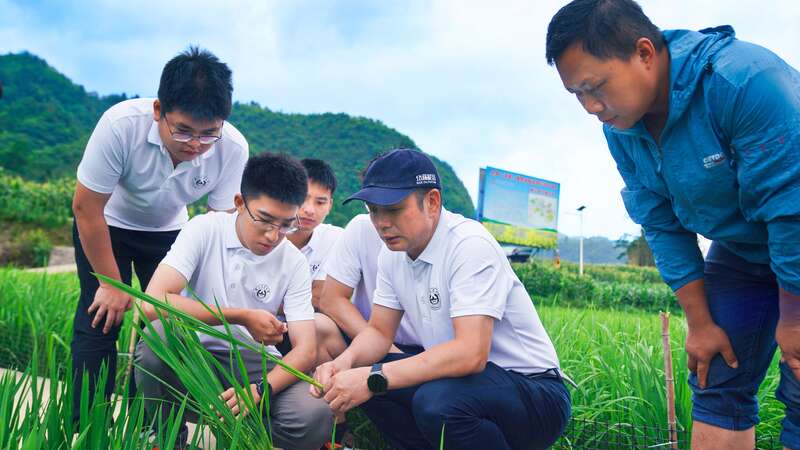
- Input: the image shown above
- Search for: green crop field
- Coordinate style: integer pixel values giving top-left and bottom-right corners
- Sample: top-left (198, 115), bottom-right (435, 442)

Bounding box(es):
top-left (0, 266), bottom-right (785, 449)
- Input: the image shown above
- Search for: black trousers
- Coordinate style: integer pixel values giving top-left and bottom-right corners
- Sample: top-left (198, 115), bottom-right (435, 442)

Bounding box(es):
top-left (70, 220), bottom-right (179, 420)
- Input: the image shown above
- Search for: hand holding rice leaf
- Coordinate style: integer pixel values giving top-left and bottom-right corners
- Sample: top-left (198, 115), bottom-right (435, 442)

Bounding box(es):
top-left (93, 272), bottom-right (322, 389)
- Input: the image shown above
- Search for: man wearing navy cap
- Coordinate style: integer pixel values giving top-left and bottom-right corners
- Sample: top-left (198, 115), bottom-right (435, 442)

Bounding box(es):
top-left (311, 149), bottom-right (570, 450)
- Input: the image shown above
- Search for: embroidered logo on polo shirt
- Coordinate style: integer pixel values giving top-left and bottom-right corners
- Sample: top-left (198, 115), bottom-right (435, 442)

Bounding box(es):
top-left (702, 153), bottom-right (726, 169)
top-left (193, 176), bottom-right (209, 188)
top-left (416, 174), bottom-right (437, 185)
top-left (428, 287), bottom-right (442, 310)
top-left (253, 284), bottom-right (271, 301)
top-left (310, 263), bottom-right (320, 275)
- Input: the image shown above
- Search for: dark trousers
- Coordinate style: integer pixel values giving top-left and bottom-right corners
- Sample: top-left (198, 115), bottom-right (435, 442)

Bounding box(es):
top-left (360, 352), bottom-right (571, 450)
top-left (70, 220), bottom-right (179, 420)
top-left (690, 243), bottom-right (800, 449)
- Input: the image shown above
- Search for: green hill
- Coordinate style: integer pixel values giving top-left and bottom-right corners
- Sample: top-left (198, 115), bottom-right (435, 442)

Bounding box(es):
top-left (0, 51), bottom-right (475, 227)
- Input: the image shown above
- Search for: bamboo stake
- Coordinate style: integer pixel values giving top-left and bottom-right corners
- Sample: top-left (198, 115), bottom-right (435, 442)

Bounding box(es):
top-left (660, 312), bottom-right (678, 449)
top-left (122, 298), bottom-right (141, 391)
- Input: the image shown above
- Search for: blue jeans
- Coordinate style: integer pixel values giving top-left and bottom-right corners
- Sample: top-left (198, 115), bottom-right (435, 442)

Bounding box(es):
top-left (691, 242), bottom-right (800, 449)
top-left (360, 352), bottom-right (571, 450)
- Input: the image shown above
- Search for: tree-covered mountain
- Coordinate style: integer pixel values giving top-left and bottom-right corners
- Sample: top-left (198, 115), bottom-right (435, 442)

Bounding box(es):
top-left (0, 52), bottom-right (128, 181)
top-left (525, 234), bottom-right (626, 265)
top-left (0, 51), bottom-right (475, 226)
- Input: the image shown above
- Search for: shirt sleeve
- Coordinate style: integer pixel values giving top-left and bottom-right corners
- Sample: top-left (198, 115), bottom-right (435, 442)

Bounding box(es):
top-left (160, 215), bottom-right (207, 282)
top-left (76, 114), bottom-right (126, 194)
top-left (371, 247), bottom-right (403, 311)
top-left (606, 131), bottom-right (705, 292)
top-left (206, 140), bottom-right (248, 211)
top-left (282, 255), bottom-right (315, 322)
top-left (322, 220), bottom-right (363, 288)
top-left (448, 236), bottom-right (510, 320)
top-left (711, 60), bottom-right (800, 295)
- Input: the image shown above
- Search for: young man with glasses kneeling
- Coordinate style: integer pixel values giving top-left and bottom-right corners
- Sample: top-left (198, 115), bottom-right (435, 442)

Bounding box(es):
top-left (311, 149), bottom-right (571, 450)
top-left (135, 153), bottom-right (333, 450)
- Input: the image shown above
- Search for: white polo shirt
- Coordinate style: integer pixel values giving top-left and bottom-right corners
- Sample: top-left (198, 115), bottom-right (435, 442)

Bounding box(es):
top-left (323, 214), bottom-right (421, 346)
top-left (297, 223), bottom-right (343, 280)
top-left (161, 211), bottom-right (314, 356)
top-left (373, 208), bottom-right (560, 374)
top-left (77, 98), bottom-right (249, 232)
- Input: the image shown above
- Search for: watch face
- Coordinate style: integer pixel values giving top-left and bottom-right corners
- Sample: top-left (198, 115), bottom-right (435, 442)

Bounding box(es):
top-left (368, 372), bottom-right (388, 394)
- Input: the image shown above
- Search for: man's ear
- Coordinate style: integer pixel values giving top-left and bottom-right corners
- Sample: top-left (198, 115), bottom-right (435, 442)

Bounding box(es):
top-left (233, 193), bottom-right (244, 209)
top-left (152, 99), bottom-right (161, 121)
top-left (427, 189), bottom-right (442, 216)
top-left (635, 37), bottom-right (657, 66)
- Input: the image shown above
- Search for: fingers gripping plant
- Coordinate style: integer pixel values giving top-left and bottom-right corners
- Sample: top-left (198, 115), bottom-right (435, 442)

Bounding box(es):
top-left (95, 274), bottom-right (323, 449)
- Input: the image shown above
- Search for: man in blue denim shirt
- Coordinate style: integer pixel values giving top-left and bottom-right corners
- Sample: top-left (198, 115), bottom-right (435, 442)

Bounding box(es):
top-left (547, 0), bottom-right (800, 448)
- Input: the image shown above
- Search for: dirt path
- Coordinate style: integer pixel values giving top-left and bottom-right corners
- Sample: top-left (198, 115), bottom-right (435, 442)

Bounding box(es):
top-left (26, 263), bottom-right (77, 273)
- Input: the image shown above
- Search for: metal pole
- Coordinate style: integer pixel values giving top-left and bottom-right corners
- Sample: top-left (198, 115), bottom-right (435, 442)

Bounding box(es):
top-left (579, 209), bottom-right (584, 276)
top-left (660, 312), bottom-right (678, 449)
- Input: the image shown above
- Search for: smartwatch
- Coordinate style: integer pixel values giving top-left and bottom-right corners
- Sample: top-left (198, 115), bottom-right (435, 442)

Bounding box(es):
top-left (367, 363), bottom-right (388, 395)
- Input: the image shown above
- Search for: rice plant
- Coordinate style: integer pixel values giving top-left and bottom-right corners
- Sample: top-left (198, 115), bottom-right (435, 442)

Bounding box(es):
top-left (542, 305), bottom-right (783, 448)
top-left (0, 268), bottom-right (788, 449)
top-left (0, 332), bottom-right (194, 449)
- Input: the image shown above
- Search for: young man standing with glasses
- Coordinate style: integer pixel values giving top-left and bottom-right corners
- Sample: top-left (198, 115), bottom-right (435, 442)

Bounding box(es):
top-left (70, 47), bottom-right (248, 420)
top-left (136, 152), bottom-right (333, 449)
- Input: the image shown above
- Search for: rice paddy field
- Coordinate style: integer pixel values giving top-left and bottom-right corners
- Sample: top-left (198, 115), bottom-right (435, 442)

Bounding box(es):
top-left (0, 265), bottom-right (785, 449)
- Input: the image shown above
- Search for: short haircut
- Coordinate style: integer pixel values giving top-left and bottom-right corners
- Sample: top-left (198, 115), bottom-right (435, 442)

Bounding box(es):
top-left (301, 158), bottom-right (337, 195)
top-left (241, 152), bottom-right (308, 207)
top-left (158, 46), bottom-right (233, 121)
top-left (413, 187), bottom-right (435, 210)
top-left (546, 0), bottom-right (665, 65)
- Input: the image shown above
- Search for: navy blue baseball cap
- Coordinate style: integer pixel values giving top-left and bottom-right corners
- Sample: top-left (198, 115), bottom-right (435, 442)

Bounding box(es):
top-left (344, 149), bottom-right (442, 206)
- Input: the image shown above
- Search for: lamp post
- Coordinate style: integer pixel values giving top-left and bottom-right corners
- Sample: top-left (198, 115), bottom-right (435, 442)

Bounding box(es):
top-left (577, 205), bottom-right (586, 276)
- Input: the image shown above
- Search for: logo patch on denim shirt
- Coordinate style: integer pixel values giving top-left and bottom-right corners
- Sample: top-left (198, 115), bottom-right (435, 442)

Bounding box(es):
top-left (702, 153), bottom-right (726, 169)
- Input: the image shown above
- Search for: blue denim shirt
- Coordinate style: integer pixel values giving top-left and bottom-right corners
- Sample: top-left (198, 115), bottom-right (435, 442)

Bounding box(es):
top-left (605, 26), bottom-right (800, 294)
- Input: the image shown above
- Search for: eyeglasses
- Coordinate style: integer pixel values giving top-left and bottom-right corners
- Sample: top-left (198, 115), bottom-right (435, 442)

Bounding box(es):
top-left (243, 201), bottom-right (299, 235)
top-left (162, 115), bottom-right (223, 145)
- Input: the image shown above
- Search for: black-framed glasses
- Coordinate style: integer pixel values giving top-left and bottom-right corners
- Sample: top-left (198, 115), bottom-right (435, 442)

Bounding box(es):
top-left (162, 115), bottom-right (223, 145)
top-left (243, 201), bottom-right (299, 235)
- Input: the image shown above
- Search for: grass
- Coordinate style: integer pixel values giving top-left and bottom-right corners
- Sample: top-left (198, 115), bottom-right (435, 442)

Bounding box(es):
top-left (0, 344), bottom-right (194, 449)
top-left (541, 305), bottom-right (783, 447)
top-left (0, 267), bottom-right (787, 448)
top-left (0, 270), bottom-right (322, 449)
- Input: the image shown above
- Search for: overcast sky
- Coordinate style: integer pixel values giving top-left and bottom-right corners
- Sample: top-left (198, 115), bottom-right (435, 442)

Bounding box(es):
top-left (2, 0), bottom-right (798, 238)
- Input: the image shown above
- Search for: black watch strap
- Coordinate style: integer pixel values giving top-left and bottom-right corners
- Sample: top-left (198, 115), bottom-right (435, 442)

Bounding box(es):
top-left (368, 363), bottom-right (388, 394)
